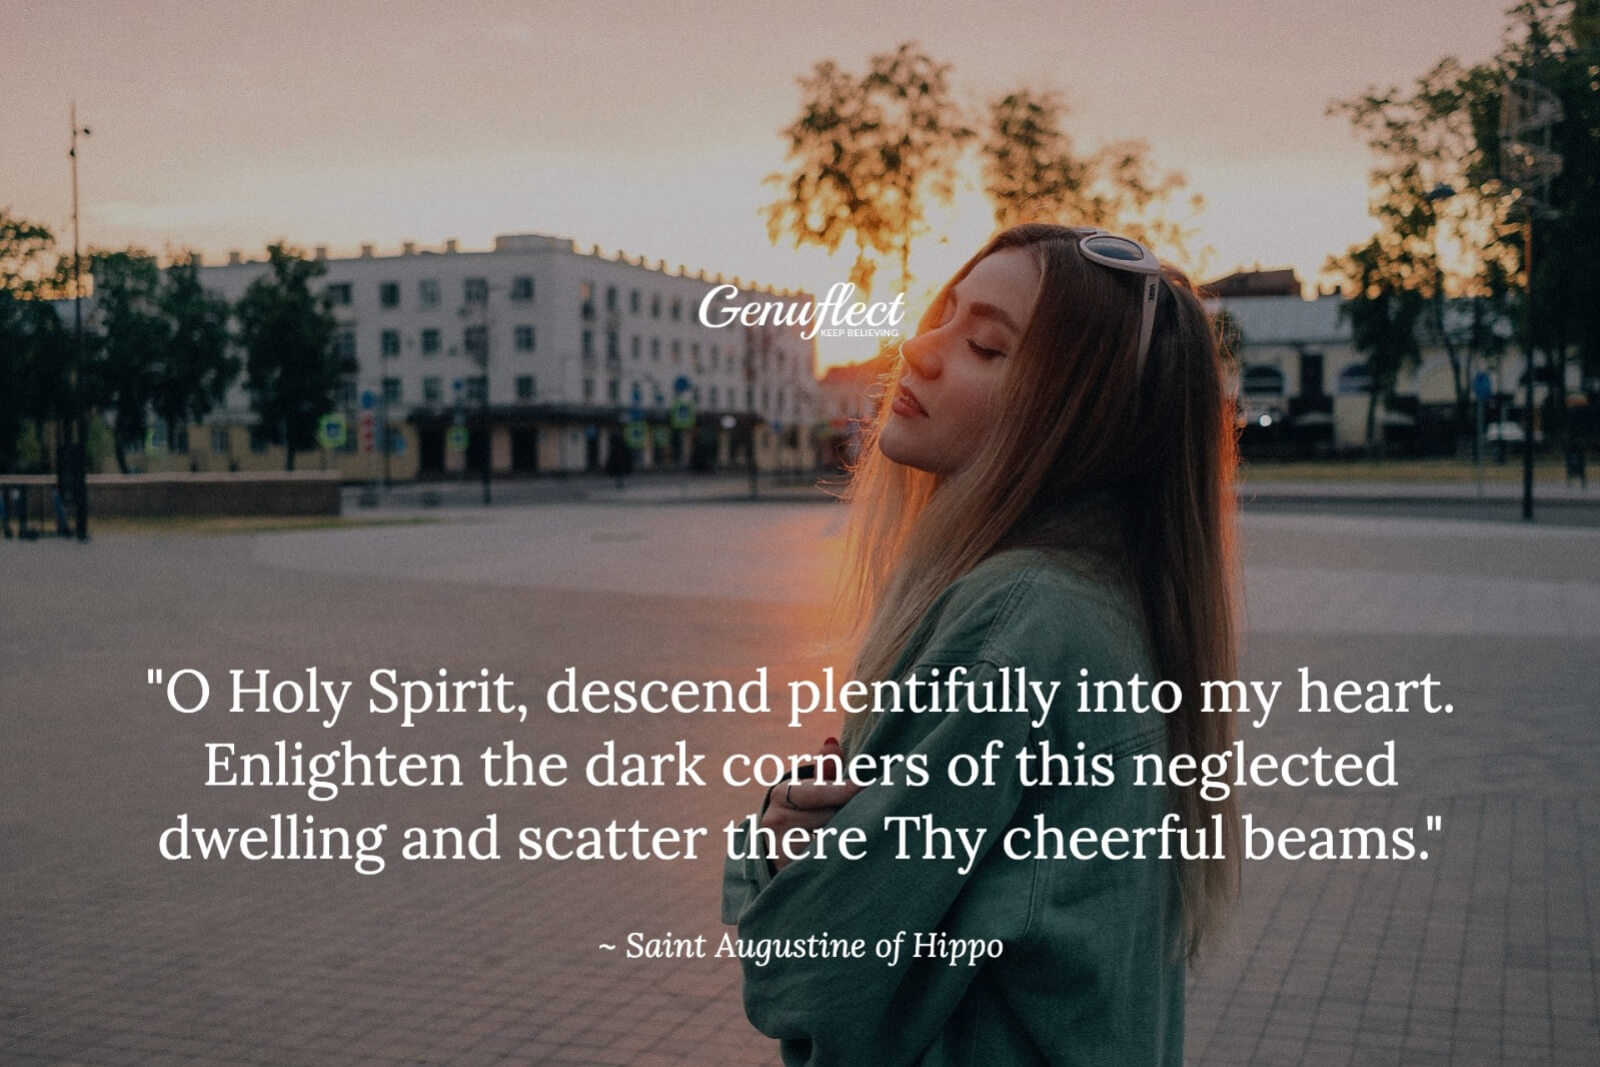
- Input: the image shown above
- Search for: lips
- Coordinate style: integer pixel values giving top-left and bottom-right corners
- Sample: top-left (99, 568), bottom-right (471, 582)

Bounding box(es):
top-left (892, 380), bottom-right (928, 418)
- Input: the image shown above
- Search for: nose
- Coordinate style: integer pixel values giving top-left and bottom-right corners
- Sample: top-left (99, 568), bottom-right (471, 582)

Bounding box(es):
top-left (900, 328), bottom-right (940, 379)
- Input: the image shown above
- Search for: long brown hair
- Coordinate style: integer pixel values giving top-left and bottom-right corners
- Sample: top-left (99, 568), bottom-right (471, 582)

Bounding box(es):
top-left (842, 223), bottom-right (1240, 958)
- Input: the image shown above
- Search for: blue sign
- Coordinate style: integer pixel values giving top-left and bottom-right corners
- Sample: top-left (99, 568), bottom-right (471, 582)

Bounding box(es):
top-left (674, 375), bottom-right (692, 395)
top-left (360, 390), bottom-right (376, 410)
top-left (1473, 371), bottom-right (1492, 401)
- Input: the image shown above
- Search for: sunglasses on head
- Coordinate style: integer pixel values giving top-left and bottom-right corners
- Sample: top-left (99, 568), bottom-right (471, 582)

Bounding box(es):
top-left (1077, 230), bottom-right (1162, 376)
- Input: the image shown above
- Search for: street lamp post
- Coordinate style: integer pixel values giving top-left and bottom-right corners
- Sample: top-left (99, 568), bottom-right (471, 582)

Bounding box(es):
top-left (1499, 77), bottom-right (1563, 523)
top-left (67, 102), bottom-right (90, 541)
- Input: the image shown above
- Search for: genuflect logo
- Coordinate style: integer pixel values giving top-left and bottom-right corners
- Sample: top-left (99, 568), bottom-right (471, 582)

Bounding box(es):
top-left (698, 283), bottom-right (906, 341)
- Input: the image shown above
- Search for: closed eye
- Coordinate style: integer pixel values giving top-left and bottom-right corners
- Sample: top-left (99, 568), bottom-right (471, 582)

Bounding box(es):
top-left (968, 340), bottom-right (1005, 359)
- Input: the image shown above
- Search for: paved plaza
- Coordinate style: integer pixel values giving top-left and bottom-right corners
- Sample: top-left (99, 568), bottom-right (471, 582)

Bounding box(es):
top-left (3, 489), bottom-right (1598, 1064)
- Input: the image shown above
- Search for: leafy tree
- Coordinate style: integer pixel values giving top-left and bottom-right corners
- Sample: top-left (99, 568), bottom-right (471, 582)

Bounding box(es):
top-left (1335, 236), bottom-right (1427, 450)
top-left (89, 249), bottom-right (167, 472)
top-left (766, 42), bottom-right (972, 295)
top-left (154, 253), bottom-right (235, 452)
top-left (982, 88), bottom-right (1202, 265)
top-left (0, 211), bottom-right (74, 472)
top-left (235, 243), bottom-right (340, 471)
top-left (1332, 58), bottom-right (1518, 425)
top-left (1484, 0), bottom-right (1600, 445)
top-left (1334, 0), bottom-right (1600, 447)
top-left (85, 248), bottom-right (237, 472)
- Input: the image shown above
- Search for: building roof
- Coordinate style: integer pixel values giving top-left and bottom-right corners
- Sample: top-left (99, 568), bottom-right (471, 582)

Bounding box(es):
top-left (1211, 293), bottom-right (1349, 347)
top-left (1202, 267), bottom-right (1303, 299)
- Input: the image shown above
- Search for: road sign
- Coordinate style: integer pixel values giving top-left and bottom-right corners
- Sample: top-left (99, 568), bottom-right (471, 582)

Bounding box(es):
top-left (318, 414), bottom-right (347, 449)
top-left (674, 375), bottom-right (691, 395)
top-left (1474, 371), bottom-right (1493, 402)
top-left (360, 390), bottom-right (376, 410)
top-left (669, 398), bottom-right (696, 430)
top-left (447, 425), bottom-right (468, 453)
top-left (360, 411), bottom-right (376, 453)
top-left (624, 422), bottom-right (647, 449)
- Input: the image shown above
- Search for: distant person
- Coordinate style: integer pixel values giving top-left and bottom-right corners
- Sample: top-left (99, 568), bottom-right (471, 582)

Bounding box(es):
top-left (605, 430), bottom-right (634, 488)
top-left (723, 224), bottom-right (1241, 1064)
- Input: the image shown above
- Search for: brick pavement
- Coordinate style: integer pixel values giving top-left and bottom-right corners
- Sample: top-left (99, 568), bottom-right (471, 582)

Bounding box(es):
top-left (3, 500), bottom-right (1597, 1064)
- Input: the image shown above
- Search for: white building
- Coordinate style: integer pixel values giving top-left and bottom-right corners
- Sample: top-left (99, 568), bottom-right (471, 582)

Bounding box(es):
top-left (191, 233), bottom-right (821, 477)
top-left (1206, 268), bottom-right (1576, 453)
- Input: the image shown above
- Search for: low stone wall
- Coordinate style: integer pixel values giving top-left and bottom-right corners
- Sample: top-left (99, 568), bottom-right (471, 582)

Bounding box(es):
top-left (2, 472), bottom-right (341, 519)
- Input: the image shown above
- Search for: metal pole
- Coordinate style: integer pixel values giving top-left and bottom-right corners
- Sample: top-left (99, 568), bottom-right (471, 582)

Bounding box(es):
top-left (480, 295), bottom-right (491, 506)
top-left (1522, 218), bottom-right (1535, 522)
top-left (69, 102), bottom-right (89, 540)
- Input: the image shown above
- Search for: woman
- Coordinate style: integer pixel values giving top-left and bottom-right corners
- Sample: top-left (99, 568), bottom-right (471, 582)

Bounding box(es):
top-left (722, 224), bottom-right (1240, 1065)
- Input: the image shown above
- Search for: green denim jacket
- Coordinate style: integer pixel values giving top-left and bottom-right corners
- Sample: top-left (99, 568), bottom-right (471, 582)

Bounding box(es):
top-left (722, 549), bottom-right (1185, 1066)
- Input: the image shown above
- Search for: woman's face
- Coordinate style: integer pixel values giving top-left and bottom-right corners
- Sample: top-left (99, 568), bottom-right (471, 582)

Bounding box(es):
top-left (878, 247), bottom-right (1041, 476)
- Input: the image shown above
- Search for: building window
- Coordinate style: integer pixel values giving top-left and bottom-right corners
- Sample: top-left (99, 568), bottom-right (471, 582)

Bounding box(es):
top-left (514, 325), bottom-right (535, 352)
top-left (339, 380), bottom-right (358, 408)
top-left (419, 279), bottom-right (440, 308)
top-left (420, 328), bottom-right (441, 356)
top-left (210, 428), bottom-right (230, 454)
top-left (580, 281), bottom-right (595, 320)
top-left (711, 344), bottom-right (720, 370)
top-left (710, 385), bottom-right (719, 408)
top-left (671, 340), bottom-right (681, 364)
top-left (671, 297), bottom-right (682, 322)
top-left (605, 285), bottom-right (618, 312)
top-left (650, 293), bottom-right (660, 319)
top-left (463, 277), bottom-right (488, 305)
top-left (607, 379), bottom-right (620, 402)
top-left (249, 426), bottom-right (270, 454)
top-left (631, 336), bottom-right (641, 359)
top-left (510, 275), bottom-right (535, 301)
top-left (582, 329), bottom-right (594, 357)
top-left (606, 330), bottom-right (619, 360)
top-left (651, 338), bottom-right (660, 362)
top-left (379, 282), bottom-right (400, 308)
top-left (464, 376), bottom-right (486, 403)
top-left (381, 330), bottom-right (401, 358)
top-left (516, 375), bottom-right (536, 400)
top-left (423, 377), bottom-right (442, 402)
top-left (583, 378), bottom-right (595, 401)
top-left (630, 289), bottom-right (640, 314)
top-left (1241, 365), bottom-right (1286, 397)
top-left (382, 377), bottom-right (402, 403)
top-left (1338, 363), bottom-right (1374, 396)
top-left (464, 326), bottom-right (487, 360)
top-left (334, 329), bottom-right (357, 365)
top-left (326, 283), bottom-right (353, 306)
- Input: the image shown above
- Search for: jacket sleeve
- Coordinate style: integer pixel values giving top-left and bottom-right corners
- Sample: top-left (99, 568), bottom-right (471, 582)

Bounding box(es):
top-left (727, 652), bottom-right (1039, 1064)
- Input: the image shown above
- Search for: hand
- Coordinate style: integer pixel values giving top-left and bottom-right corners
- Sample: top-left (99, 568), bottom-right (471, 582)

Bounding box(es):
top-left (762, 737), bottom-right (865, 872)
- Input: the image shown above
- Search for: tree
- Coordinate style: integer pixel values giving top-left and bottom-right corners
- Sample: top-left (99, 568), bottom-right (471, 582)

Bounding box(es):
top-left (1331, 58), bottom-right (1517, 427)
top-left (982, 89), bottom-right (1203, 266)
top-left (766, 42), bottom-right (972, 295)
top-left (0, 211), bottom-right (73, 473)
top-left (1333, 0), bottom-right (1600, 449)
top-left (154, 253), bottom-right (235, 453)
top-left (88, 249), bottom-right (167, 472)
top-left (1335, 236), bottom-right (1427, 451)
top-left (1484, 0), bottom-right (1600, 448)
top-left (87, 248), bottom-right (238, 472)
top-left (235, 244), bottom-right (340, 471)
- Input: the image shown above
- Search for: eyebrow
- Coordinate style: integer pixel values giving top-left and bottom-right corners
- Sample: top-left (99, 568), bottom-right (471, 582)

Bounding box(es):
top-left (947, 290), bottom-right (1022, 335)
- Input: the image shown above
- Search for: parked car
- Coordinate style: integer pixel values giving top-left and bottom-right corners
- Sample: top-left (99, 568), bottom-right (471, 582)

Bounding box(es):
top-left (1484, 420), bottom-right (1540, 444)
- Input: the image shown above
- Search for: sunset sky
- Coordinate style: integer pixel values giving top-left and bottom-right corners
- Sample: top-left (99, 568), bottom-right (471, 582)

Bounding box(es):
top-left (6, 1), bottom-right (1514, 366)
